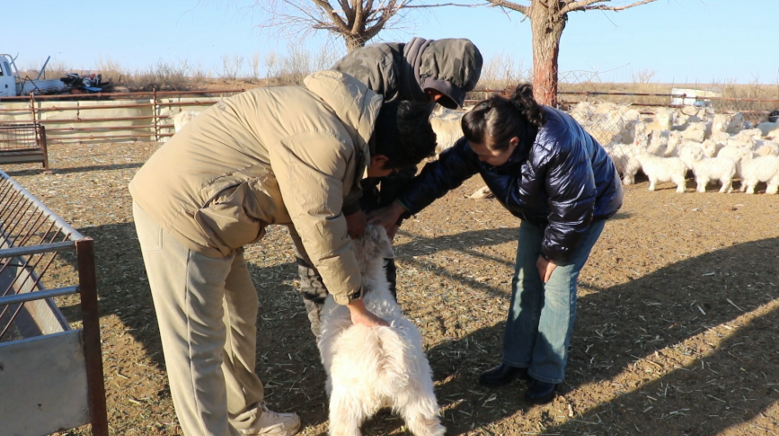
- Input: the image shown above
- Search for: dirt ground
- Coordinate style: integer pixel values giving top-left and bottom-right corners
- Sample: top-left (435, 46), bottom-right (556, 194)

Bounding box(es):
top-left (4, 141), bottom-right (779, 436)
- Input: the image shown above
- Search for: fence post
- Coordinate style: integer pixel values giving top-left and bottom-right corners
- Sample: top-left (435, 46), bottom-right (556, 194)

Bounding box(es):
top-left (38, 125), bottom-right (49, 170)
top-left (152, 88), bottom-right (159, 142)
top-left (29, 93), bottom-right (37, 125)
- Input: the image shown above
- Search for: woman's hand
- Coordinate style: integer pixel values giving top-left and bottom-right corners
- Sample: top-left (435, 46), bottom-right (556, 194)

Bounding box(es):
top-left (347, 298), bottom-right (389, 327)
top-left (536, 254), bottom-right (557, 283)
top-left (367, 201), bottom-right (406, 230)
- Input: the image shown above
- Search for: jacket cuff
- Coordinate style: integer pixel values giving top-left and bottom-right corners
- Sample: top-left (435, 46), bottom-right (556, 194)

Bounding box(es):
top-left (333, 285), bottom-right (363, 305)
top-left (395, 199), bottom-right (413, 220)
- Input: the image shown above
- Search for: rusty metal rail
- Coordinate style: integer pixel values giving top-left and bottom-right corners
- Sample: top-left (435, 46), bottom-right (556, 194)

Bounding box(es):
top-left (0, 123), bottom-right (49, 169)
top-left (0, 88), bottom-right (244, 144)
top-left (0, 170), bottom-right (107, 435)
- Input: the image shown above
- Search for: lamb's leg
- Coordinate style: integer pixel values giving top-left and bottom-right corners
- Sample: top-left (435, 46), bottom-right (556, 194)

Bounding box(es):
top-left (719, 178), bottom-right (733, 193)
top-left (328, 391), bottom-right (365, 436)
top-left (674, 175), bottom-right (686, 193)
top-left (696, 176), bottom-right (707, 193)
top-left (398, 395), bottom-right (446, 436)
top-left (648, 176), bottom-right (657, 191)
top-left (745, 182), bottom-right (756, 194)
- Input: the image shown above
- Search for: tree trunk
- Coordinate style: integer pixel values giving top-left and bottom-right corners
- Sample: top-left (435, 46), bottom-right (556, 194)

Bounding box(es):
top-left (344, 34), bottom-right (367, 52)
top-left (530, 5), bottom-right (566, 107)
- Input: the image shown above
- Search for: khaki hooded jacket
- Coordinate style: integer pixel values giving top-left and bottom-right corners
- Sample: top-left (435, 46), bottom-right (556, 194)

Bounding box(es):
top-left (129, 70), bottom-right (383, 304)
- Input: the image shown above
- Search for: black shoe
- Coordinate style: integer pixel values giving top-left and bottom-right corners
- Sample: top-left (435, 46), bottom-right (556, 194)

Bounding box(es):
top-left (479, 364), bottom-right (529, 388)
top-left (525, 379), bottom-right (557, 404)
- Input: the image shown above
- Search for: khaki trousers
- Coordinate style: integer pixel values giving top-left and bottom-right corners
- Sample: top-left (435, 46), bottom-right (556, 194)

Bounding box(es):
top-left (134, 202), bottom-right (265, 436)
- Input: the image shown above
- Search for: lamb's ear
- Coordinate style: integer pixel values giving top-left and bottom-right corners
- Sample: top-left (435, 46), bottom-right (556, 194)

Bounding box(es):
top-left (366, 224), bottom-right (395, 259)
top-left (378, 236), bottom-right (395, 259)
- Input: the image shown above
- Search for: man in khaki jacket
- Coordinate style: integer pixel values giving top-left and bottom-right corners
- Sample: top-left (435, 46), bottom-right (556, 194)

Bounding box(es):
top-left (129, 70), bottom-right (436, 436)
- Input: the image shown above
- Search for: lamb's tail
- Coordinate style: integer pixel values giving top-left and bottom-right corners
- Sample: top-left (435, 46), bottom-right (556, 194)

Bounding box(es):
top-left (329, 323), bottom-right (414, 399)
top-left (372, 326), bottom-right (411, 398)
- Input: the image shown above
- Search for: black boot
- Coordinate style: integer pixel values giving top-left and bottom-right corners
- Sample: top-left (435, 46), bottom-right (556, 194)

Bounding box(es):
top-left (479, 363), bottom-right (529, 388)
top-left (525, 379), bottom-right (557, 404)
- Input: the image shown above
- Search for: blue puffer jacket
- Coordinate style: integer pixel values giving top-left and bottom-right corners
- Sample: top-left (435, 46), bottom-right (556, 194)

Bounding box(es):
top-left (397, 106), bottom-right (623, 264)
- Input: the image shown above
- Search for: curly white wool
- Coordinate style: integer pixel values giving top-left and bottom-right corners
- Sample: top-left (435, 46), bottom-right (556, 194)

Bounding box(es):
top-left (635, 152), bottom-right (688, 193)
top-left (318, 225), bottom-right (445, 436)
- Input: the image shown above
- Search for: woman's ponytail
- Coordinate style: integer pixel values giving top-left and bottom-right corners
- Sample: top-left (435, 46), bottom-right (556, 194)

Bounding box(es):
top-left (509, 84), bottom-right (546, 129)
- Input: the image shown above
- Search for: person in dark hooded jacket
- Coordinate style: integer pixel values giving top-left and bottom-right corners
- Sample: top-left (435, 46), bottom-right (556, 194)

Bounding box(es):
top-left (291, 37), bottom-right (483, 338)
top-left (370, 83), bottom-right (623, 405)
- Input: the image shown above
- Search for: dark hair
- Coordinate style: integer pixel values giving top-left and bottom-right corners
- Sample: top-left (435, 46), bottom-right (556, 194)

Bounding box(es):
top-left (461, 83), bottom-right (546, 151)
top-left (373, 100), bottom-right (437, 169)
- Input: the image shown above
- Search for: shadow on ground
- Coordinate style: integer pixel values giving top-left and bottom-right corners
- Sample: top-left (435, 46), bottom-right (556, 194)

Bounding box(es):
top-left (56, 221), bottom-right (779, 435)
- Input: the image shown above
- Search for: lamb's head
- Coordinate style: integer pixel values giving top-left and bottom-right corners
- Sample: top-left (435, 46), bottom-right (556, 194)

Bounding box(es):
top-left (352, 224), bottom-right (394, 276)
top-left (690, 146), bottom-right (705, 162)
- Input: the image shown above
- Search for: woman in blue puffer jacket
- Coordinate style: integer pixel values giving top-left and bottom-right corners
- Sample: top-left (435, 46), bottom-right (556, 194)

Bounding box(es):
top-left (371, 83), bottom-right (623, 404)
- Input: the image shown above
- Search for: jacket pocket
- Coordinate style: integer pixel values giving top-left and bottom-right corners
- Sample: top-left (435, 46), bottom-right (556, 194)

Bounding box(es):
top-left (194, 182), bottom-right (267, 254)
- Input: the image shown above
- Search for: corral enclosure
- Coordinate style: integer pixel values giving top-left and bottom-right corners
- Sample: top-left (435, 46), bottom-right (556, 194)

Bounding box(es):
top-left (2, 124), bottom-right (778, 435)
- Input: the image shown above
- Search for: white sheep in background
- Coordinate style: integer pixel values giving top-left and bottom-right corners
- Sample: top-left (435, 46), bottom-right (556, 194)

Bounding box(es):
top-left (688, 146), bottom-right (736, 193)
top-left (429, 116), bottom-right (463, 157)
top-left (754, 140), bottom-right (779, 157)
top-left (679, 121), bottom-right (709, 143)
top-left (709, 131), bottom-right (732, 144)
top-left (648, 129), bottom-right (671, 155)
top-left (635, 152), bottom-right (687, 193)
top-left (171, 110), bottom-right (200, 133)
top-left (569, 102), bottom-right (641, 146)
top-left (729, 128), bottom-right (763, 145)
top-left (604, 141), bottom-right (642, 185)
top-left (737, 151), bottom-right (779, 194)
top-left (711, 112), bottom-right (746, 135)
top-left (319, 225), bottom-right (445, 436)
top-left (646, 107), bottom-right (673, 132)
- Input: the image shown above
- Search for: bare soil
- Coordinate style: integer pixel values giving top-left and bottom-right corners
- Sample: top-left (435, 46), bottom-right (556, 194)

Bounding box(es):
top-left (5, 141), bottom-right (779, 436)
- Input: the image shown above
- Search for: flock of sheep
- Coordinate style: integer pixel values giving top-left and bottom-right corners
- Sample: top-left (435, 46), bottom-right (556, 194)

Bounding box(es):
top-left (429, 102), bottom-right (779, 195)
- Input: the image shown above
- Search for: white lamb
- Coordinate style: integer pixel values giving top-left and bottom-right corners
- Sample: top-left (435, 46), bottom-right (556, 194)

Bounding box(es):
top-left (319, 225), bottom-right (445, 436)
top-left (737, 151), bottom-right (779, 194)
top-left (635, 152), bottom-right (687, 193)
top-left (688, 147), bottom-right (736, 193)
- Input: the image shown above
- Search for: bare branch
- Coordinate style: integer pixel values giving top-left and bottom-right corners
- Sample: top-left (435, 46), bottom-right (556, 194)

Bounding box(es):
top-left (560, 0), bottom-right (658, 15)
top-left (401, 2), bottom-right (485, 7)
top-left (483, 0), bottom-right (530, 15)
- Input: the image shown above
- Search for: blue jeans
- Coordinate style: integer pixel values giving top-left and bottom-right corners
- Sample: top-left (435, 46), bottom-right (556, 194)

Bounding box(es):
top-left (502, 219), bottom-right (606, 384)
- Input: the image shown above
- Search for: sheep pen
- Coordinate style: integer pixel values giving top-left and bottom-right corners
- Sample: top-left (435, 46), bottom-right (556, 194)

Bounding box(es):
top-left (4, 137), bottom-right (779, 436)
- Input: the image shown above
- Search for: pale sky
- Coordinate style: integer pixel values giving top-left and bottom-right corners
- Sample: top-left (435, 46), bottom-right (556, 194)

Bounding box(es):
top-left (8, 0), bottom-right (779, 85)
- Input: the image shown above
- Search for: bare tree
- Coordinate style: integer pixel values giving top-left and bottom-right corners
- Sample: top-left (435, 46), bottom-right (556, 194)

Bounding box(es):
top-left (256, 0), bottom-right (411, 52)
top-left (485, 0), bottom-right (659, 106)
top-left (255, 1), bottom-right (481, 52)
